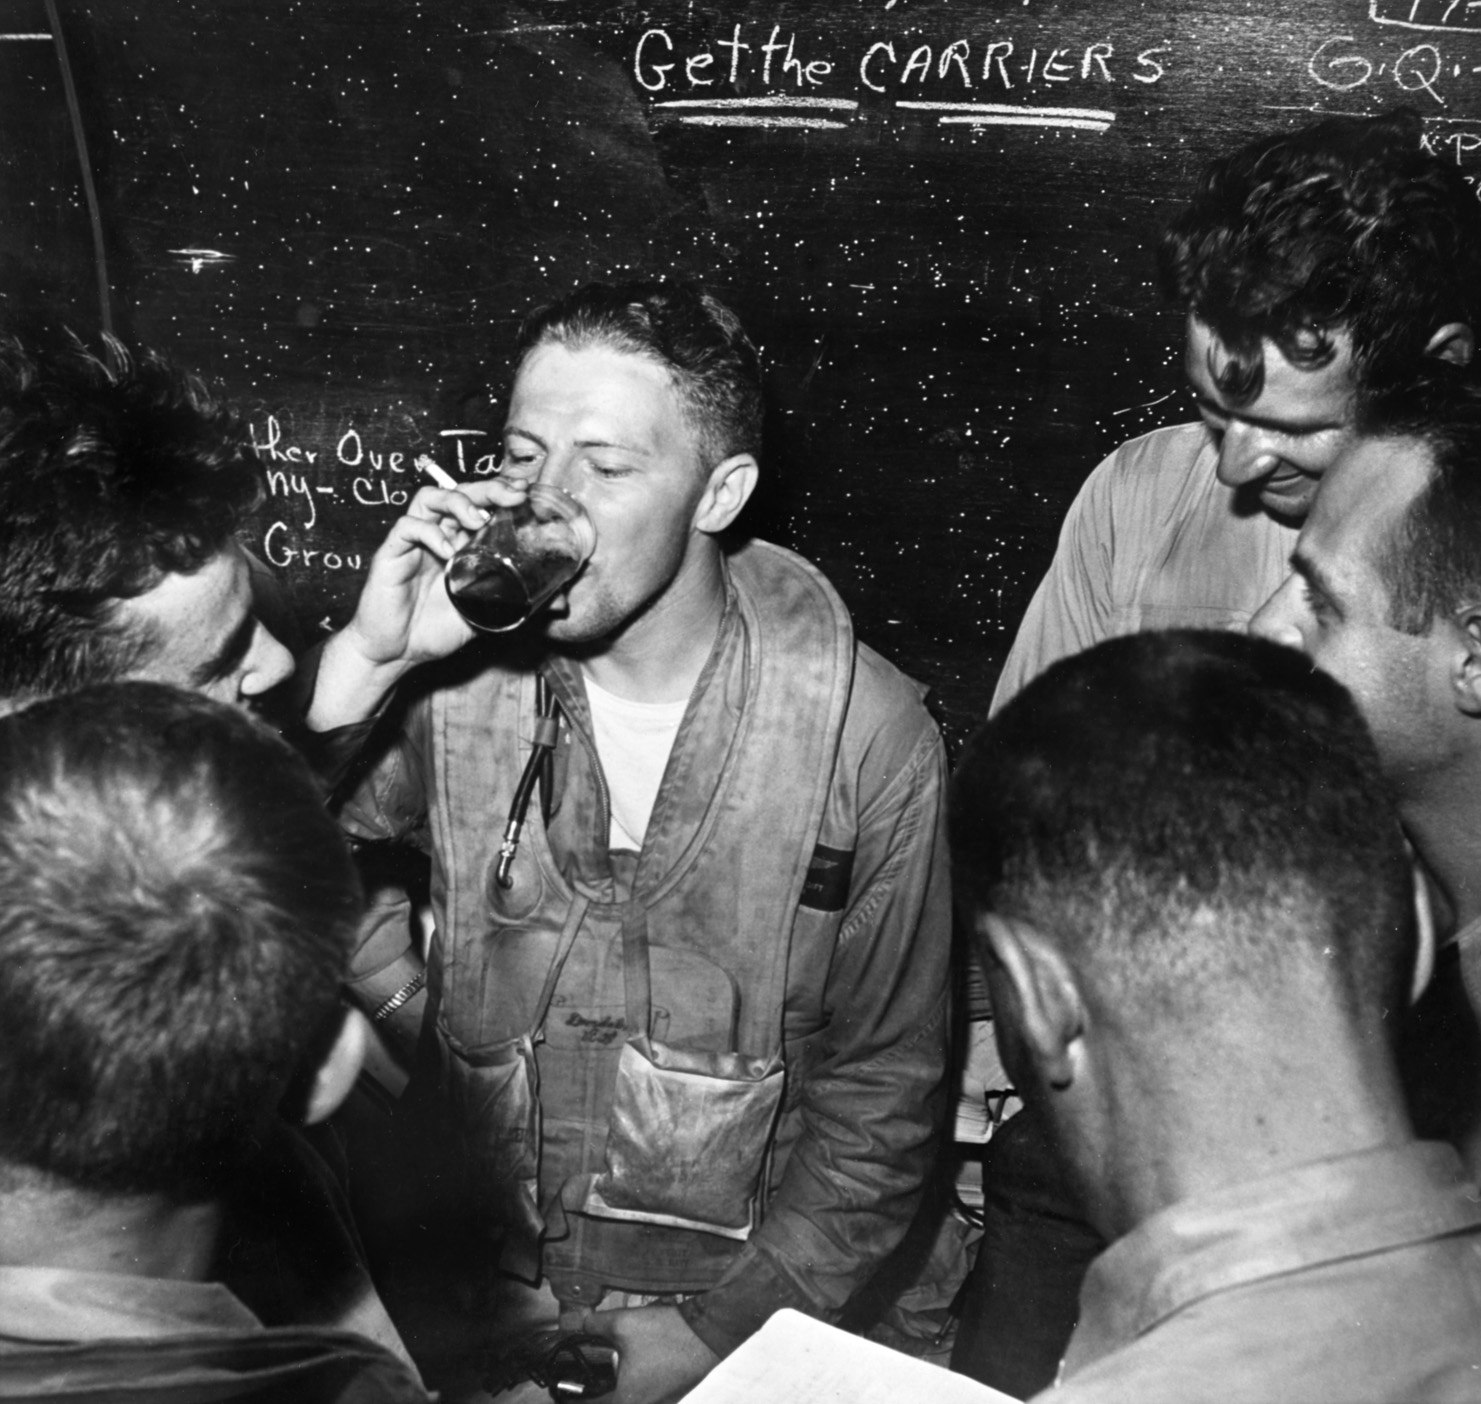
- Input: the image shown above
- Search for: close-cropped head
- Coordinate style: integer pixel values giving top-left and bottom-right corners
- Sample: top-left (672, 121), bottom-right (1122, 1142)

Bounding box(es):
top-left (514, 279), bottom-right (764, 471)
top-left (1160, 108), bottom-right (1481, 404)
top-left (953, 631), bottom-right (1414, 1031)
top-left (0, 333), bottom-right (275, 705)
top-left (0, 683), bottom-right (363, 1200)
top-left (1359, 375), bottom-right (1481, 635)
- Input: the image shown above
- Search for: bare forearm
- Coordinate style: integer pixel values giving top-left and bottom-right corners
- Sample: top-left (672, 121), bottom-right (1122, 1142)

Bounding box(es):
top-left (307, 627), bottom-right (419, 731)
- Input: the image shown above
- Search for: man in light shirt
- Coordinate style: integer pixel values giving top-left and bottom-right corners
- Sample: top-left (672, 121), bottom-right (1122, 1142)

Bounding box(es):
top-left (953, 630), bottom-right (1481, 1404)
top-left (960, 108), bottom-right (1481, 1398)
top-left (993, 108), bottom-right (1481, 711)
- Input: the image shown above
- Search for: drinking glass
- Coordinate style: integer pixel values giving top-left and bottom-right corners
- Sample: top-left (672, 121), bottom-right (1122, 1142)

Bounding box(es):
top-left (444, 484), bottom-right (596, 632)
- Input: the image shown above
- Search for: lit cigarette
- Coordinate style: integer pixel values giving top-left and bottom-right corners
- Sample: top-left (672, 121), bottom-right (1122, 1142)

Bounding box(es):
top-left (416, 454), bottom-right (458, 490)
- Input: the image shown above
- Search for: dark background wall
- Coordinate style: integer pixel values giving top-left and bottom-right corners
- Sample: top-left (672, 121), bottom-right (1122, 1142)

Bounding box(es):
top-left (5, 0), bottom-right (1481, 747)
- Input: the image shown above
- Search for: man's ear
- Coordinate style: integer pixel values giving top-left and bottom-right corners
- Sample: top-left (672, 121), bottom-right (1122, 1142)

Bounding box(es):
top-left (1450, 603), bottom-right (1481, 719)
top-left (979, 912), bottom-right (1087, 1093)
top-left (304, 1007), bottom-right (369, 1125)
top-left (693, 453), bottom-right (759, 535)
top-left (1423, 322), bottom-right (1476, 368)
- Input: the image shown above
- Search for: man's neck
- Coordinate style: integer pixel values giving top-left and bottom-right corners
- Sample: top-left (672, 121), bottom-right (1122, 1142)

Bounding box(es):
top-left (1398, 764), bottom-right (1481, 933)
top-left (578, 549), bottom-right (729, 704)
top-left (0, 1181), bottom-right (221, 1282)
top-left (1088, 1006), bottom-right (1414, 1240)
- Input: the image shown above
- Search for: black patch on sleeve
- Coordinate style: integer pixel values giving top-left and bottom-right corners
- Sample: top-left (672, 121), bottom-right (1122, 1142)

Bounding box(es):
top-left (800, 843), bottom-right (855, 913)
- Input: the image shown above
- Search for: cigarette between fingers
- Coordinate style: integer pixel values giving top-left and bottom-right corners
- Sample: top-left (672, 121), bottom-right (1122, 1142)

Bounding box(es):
top-left (416, 454), bottom-right (458, 490)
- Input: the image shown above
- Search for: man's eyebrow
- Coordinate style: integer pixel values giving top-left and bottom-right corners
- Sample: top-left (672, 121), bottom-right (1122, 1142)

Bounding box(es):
top-left (190, 613), bottom-right (256, 686)
top-left (1291, 548), bottom-right (1344, 617)
top-left (576, 436), bottom-right (648, 453)
top-left (506, 425), bottom-right (649, 456)
top-left (1192, 391), bottom-right (1343, 436)
top-left (503, 425), bottom-right (547, 448)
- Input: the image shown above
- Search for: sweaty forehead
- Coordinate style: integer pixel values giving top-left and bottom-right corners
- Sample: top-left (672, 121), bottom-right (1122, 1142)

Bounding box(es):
top-left (1185, 317), bottom-right (1356, 424)
top-left (509, 342), bottom-right (700, 454)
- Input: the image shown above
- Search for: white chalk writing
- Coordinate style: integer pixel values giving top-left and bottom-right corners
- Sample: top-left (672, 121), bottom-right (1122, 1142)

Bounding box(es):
top-left (1369, 0), bottom-right (1481, 32)
top-left (1307, 32), bottom-right (1481, 109)
top-left (635, 23), bottom-right (1170, 132)
top-left (262, 521), bottom-right (363, 572)
top-left (251, 415), bottom-right (493, 571)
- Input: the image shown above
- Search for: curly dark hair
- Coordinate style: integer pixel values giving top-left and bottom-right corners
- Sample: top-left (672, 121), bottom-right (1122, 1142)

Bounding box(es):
top-left (0, 333), bottom-right (264, 702)
top-left (1158, 108), bottom-right (1481, 403)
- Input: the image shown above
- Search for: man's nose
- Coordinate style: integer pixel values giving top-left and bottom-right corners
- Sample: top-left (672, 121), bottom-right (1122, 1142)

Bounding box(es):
top-left (240, 623), bottom-right (296, 699)
top-left (532, 455), bottom-right (583, 500)
top-left (1216, 421), bottom-right (1282, 488)
top-left (1249, 580), bottom-right (1305, 652)
top-left (536, 465), bottom-right (564, 490)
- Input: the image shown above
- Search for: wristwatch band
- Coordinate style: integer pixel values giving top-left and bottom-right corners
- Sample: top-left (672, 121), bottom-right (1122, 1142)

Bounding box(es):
top-left (370, 970), bottom-right (426, 1024)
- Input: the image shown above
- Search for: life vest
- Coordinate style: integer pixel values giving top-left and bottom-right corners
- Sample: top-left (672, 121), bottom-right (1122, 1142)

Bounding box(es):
top-left (423, 540), bottom-right (855, 1297)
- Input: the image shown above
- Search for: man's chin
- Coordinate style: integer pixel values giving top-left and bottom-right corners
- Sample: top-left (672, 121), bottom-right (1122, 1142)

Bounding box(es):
top-left (539, 605), bottom-right (612, 649)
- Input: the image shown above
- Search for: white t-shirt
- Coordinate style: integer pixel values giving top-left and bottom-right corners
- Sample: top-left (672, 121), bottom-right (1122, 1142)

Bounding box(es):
top-left (583, 673), bottom-right (687, 852)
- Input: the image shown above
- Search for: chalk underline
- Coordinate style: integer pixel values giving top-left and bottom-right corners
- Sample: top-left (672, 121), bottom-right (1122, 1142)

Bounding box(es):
top-left (897, 101), bottom-right (1115, 120)
top-left (675, 115), bottom-right (850, 129)
top-left (941, 114), bottom-right (1112, 130)
top-left (655, 98), bottom-right (1116, 131)
top-left (656, 96), bottom-right (859, 110)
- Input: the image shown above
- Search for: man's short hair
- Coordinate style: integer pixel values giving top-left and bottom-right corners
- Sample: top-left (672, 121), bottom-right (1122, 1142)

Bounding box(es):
top-left (953, 631), bottom-right (1413, 1026)
top-left (1358, 375), bottom-right (1481, 635)
top-left (1158, 108), bottom-right (1481, 403)
top-left (0, 333), bottom-right (264, 701)
top-left (0, 682), bottom-right (362, 1199)
top-left (515, 280), bottom-right (764, 470)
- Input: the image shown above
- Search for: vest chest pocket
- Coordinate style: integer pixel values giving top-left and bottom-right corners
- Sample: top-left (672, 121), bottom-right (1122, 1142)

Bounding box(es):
top-left (570, 930), bottom-right (783, 1239)
top-left (578, 1034), bottom-right (784, 1240)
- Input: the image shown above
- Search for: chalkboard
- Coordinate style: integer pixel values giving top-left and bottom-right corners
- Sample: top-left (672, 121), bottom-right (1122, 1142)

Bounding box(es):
top-left (6, 0), bottom-right (1481, 747)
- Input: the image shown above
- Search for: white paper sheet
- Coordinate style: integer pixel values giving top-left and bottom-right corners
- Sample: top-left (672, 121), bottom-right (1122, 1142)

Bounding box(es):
top-left (679, 1308), bottom-right (1018, 1404)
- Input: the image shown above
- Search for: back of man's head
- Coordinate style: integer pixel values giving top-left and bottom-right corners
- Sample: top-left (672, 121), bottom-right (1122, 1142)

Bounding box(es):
top-left (516, 279), bottom-right (764, 471)
top-left (0, 682), bottom-right (361, 1202)
top-left (953, 631), bottom-right (1413, 1039)
top-left (0, 333), bottom-right (264, 701)
top-left (1159, 108), bottom-right (1481, 402)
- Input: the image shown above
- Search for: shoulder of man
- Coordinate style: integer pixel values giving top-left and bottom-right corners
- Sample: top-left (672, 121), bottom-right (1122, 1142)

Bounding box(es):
top-left (1089, 420), bottom-right (1214, 499)
top-left (837, 638), bottom-right (944, 801)
top-left (0, 1325), bottom-right (429, 1402)
top-left (849, 638), bottom-right (935, 732)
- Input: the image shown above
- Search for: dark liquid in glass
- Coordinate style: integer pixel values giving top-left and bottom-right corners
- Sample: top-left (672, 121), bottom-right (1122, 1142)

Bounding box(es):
top-left (446, 558), bottom-right (531, 632)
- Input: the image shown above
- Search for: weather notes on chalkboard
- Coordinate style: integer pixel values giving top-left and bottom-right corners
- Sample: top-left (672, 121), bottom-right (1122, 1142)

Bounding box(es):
top-left (253, 416), bottom-right (497, 575)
